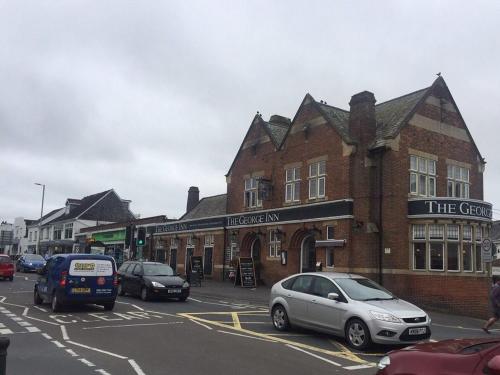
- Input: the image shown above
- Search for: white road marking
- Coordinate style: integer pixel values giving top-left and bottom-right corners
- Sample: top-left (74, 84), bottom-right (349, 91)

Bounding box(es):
top-left (25, 315), bottom-right (60, 326)
top-left (286, 344), bottom-right (342, 367)
top-left (128, 359), bottom-right (146, 375)
top-left (22, 307), bottom-right (29, 316)
top-left (26, 326), bottom-right (41, 333)
top-left (61, 325), bottom-right (69, 340)
top-left (187, 297), bottom-right (203, 302)
top-left (218, 330), bottom-right (276, 343)
top-left (344, 364), bottom-right (376, 370)
top-left (17, 321), bottom-right (32, 327)
top-left (115, 301), bottom-right (144, 311)
top-left (189, 319), bottom-right (213, 330)
top-left (83, 321), bottom-right (184, 330)
top-left (52, 340), bottom-right (66, 348)
top-left (78, 358), bottom-right (95, 367)
top-left (0, 329), bottom-right (13, 335)
top-left (0, 324), bottom-right (5, 328)
top-left (95, 370), bottom-right (112, 375)
top-left (33, 306), bottom-right (48, 312)
top-left (42, 333), bottom-right (53, 340)
top-left (66, 341), bottom-right (128, 359)
top-left (11, 317), bottom-right (22, 321)
top-left (66, 349), bottom-right (78, 357)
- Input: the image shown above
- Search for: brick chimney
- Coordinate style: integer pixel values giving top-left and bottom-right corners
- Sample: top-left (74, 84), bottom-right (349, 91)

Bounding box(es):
top-left (349, 91), bottom-right (376, 146)
top-left (186, 186), bottom-right (199, 213)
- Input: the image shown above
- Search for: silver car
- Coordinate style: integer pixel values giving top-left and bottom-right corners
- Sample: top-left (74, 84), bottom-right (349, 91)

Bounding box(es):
top-left (269, 272), bottom-right (431, 350)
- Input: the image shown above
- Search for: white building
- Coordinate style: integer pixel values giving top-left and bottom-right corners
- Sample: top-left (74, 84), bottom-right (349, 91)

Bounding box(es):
top-left (0, 222), bottom-right (14, 254)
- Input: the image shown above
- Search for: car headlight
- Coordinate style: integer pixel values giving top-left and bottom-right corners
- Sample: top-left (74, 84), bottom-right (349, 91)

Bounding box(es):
top-left (182, 281), bottom-right (190, 288)
top-left (377, 355), bottom-right (391, 370)
top-left (369, 310), bottom-right (402, 323)
top-left (29, 263), bottom-right (33, 266)
top-left (151, 281), bottom-right (165, 288)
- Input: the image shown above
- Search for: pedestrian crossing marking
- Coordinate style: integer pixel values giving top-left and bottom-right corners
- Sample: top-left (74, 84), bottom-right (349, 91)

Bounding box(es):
top-left (0, 329), bottom-right (13, 335)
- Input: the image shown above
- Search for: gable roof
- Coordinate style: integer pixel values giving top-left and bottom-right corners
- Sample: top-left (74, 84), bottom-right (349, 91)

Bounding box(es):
top-left (181, 194), bottom-right (227, 220)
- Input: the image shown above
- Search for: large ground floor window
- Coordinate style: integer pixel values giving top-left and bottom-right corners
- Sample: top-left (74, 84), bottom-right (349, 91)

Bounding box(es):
top-left (411, 223), bottom-right (487, 273)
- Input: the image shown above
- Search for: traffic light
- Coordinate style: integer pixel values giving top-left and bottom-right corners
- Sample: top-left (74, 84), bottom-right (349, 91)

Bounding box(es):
top-left (137, 227), bottom-right (146, 246)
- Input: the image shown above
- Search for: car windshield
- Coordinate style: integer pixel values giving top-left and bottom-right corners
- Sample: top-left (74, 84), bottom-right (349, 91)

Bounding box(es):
top-left (143, 264), bottom-right (174, 276)
top-left (334, 277), bottom-right (394, 301)
top-left (24, 255), bottom-right (45, 262)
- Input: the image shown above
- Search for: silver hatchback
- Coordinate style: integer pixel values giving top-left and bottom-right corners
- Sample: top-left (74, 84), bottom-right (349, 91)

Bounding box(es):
top-left (269, 272), bottom-right (431, 350)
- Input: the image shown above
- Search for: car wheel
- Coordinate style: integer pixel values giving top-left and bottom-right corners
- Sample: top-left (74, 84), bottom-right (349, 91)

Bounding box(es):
top-left (117, 284), bottom-right (124, 296)
top-left (140, 287), bottom-right (149, 301)
top-left (51, 292), bottom-right (62, 312)
top-left (103, 302), bottom-right (115, 311)
top-left (34, 289), bottom-right (43, 305)
top-left (272, 304), bottom-right (290, 331)
top-left (345, 318), bottom-right (371, 350)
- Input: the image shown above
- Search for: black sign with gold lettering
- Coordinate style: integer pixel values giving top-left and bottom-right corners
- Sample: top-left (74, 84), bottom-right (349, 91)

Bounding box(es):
top-left (408, 198), bottom-right (492, 221)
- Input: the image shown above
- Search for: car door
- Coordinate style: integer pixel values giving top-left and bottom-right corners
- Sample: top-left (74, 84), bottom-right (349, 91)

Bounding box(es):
top-left (307, 276), bottom-right (347, 333)
top-left (37, 257), bottom-right (55, 300)
top-left (284, 275), bottom-right (314, 326)
top-left (130, 264), bottom-right (143, 296)
top-left (118, 263), bottom-right (131, 293)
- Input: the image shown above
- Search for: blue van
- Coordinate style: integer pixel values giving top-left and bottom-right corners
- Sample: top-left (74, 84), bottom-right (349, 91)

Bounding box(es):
top-left (34, 254), bottom-right (118, 312)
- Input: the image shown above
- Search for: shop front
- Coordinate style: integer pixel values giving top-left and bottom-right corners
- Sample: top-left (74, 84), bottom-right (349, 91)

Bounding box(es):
top-left (91, 230), bottom-right (126, 268)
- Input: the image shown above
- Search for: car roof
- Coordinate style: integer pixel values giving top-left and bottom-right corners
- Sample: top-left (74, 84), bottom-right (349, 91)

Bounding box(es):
top-left (124, 261), bottom-right (166, 265)
top-left (299, 272), bottom-right (365, 280)
top-left (52, 254), bottom-right (114, 261)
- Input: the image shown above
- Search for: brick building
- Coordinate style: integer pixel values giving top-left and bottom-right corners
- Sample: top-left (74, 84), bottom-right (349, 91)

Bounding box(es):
top-left (152, 77), bottom-right (493, 317)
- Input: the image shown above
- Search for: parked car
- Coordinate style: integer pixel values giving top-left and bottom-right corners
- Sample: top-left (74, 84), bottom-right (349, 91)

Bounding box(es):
top-left (0, 255), bottom-right (14, 281)
top-left (269, 272), bottom-right (431, 350)
top-left (34, 254), bottom-right (118, 312)
top-left (377, 337), bottom-right (500, 374)
top-left (117, 261), bottom-right (190, 301)
top-left (16, 254), bottom-right (46, 273)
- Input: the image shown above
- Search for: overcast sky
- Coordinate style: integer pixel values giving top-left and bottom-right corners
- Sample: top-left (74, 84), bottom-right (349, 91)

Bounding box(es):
top-left (0, 1), bottom-right (499, 223)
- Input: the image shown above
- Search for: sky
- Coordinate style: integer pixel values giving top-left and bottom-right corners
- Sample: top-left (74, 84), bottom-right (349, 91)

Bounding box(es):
top-left (0, 0), bottom-right (499, 223)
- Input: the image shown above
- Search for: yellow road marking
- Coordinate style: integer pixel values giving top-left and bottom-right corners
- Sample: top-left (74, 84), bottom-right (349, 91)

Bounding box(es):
top-left (231, 312), bottom-right (241, 329)
top-left (179, 312), bottom-right (371, 365)
top-left (328, 339), bottom-right (366, 363)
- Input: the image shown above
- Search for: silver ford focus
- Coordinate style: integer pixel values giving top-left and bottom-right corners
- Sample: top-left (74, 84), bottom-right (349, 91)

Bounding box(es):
top-left (269, 272), bottom-right (431, 350)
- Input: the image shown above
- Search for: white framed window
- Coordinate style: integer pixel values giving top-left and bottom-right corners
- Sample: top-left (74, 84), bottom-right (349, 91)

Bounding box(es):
top-left (64, 223), bottom-right (73, 239)
top-left (187, 235), bottom-right (195, 247)
top-left (34, 231), bottom-right (38, 241)
top-left (53, 225), bottom-right (62, 240)
top-left (308, 160), bottom-right (326, 199)
top-left (170, 238), bottom-right (178, 249)
top-left (204, 234), bottom-right (214, 246)
top-left (429, 224), bottom-right (444, 271)
top-left (462, 225), bottom-right (473, 272)
top-left (29, 231), bottom-right (32, 242)
top-left (269, 230), bottom-right (281, 257)
top-left (285, 167), bottom-right (301, 202)
top-left (244, 177), bottom-right (262, 208)
top-left (326, 226), bottom-right (334, 240)
top-left (412, 224), bottom-right (427, 270)
top-left (447, 165), bottom-right (470, 198)
top-left (447, 225), bottom-right (460, 271)
top-left (474, 226), bottom-right (483, 272)
top-left (230, 242), bottom-right (239, 262)
top-left (409, 155), bottom-right (436, 197)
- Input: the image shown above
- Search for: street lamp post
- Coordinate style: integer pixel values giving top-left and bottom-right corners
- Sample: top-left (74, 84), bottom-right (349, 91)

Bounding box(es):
top-left (35, 183), bottom-right (45, 255)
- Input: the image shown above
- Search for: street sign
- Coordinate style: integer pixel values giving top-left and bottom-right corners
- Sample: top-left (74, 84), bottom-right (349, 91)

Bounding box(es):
top-left (482, 238), bottom-right (493, 263)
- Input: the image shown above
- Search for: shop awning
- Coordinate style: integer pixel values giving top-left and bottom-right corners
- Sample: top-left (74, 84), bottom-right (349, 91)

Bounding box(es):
top-left (315, 239), bottom-right (346, 248)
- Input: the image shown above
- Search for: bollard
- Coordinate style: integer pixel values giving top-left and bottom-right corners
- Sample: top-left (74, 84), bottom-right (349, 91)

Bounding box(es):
top-left (0, 337), bottom-right (9, 375)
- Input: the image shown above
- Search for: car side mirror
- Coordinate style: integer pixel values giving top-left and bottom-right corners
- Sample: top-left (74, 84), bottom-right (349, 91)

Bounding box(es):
top-left (487, 356), bottom-right (500, 375)
top-left (327, 292), bottom-right (339, 300)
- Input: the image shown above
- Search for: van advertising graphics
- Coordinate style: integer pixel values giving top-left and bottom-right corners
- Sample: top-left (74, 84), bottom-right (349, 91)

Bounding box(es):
top-left (70, 260), bottom-right (113, 277)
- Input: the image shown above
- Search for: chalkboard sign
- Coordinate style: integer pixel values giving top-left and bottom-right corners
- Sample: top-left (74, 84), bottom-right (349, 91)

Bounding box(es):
top-left (190, 256), bottom-right (204, 286)
top-left (234, 257), bottom-right (256, 288)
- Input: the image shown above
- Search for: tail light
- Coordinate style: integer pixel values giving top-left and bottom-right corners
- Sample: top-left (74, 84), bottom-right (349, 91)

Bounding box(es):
top-left (113, 272), bottom-right (118, 287)
top-left (59, 271), bottom-right (68, 287)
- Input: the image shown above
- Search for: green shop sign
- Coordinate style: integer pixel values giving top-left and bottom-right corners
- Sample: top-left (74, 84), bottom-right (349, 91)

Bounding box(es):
top-left (92, 230), bottom-right (126, 243)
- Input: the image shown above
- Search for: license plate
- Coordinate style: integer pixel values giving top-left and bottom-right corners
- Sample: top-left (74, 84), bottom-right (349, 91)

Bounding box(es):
top-left (167, 289), bottom-right (181, 294)
top-left (409, 327), bottom-right (427, 335)
top-left (71, 288), bottom-right (91, 294)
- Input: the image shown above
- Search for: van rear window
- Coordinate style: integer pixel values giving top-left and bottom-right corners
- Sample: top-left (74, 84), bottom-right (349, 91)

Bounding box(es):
top-left (69, 259), bottom-right (113, 277)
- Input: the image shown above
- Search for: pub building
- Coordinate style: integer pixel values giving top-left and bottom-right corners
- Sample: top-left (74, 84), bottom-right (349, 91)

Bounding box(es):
top-left (151, 77), bottom-right (493, 317)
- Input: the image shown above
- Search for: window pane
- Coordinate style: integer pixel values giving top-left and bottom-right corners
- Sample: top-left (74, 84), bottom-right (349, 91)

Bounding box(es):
top-left (286, 169), bottom-right (292, 182)
top-left (464, 184), bottom-right (470, 198)
top-left (293, 182), bottom-right (300, 201)
top-left (410, 173), bottom-right (417, 194)
top-left (418, 175), bottom-right (427, 196)
top-left (475, 244), bottom-right (483, 271)
top-left (285, 184), bottom-right (293, 202)
top-left (463, 225), bottom-right (472, 240)
top-left (413, 224), bottom-right (426, 240)
top-left (309, 179), bottom-right (317, 198)
top-left (428, 177), bottom-right (436, 197)
top-left (463, 168), bottom-right (469, 182)
top-left (447, 225), bottom-right (459, 240)
top-left (418, 157), bottom-right (427, 173)
top-left (430, 243), bottom-right (444, 270)
top-left (413, 242), bottom-right (426, 270)
top-left (454, 166), bottom-right (460, 179)
top-left (326, 226), bottom-right (334, 240)
top-left (294, 167), bottom-right (300, 180)
top-left (309, 164), bottom-right (316, 177)
top-left (447, 243), bottom-right (459, 271)
top-left (447, 180), bottom-right (454, 197)
top-left (428, 160), bottom-right (436, 175)
top-left (318, 177), bottom-right (325, 197)
top-left (318, 160), bottom-right (326, 175)
top-left (410, 156), bottom-right (417, 171)
top-left (463, 243), bottom-right (473, 271)
top-left (455, 182), bottom-right (461, 198)
top-left (447, 165), bottom-right (453, 178)
top-left (326, 249), bottom-right (334, 267)
top-left (429, 225), bottom-right (444, 239)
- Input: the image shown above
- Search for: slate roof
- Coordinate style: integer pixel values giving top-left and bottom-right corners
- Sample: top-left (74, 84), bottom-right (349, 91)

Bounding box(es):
top-left (181, 194), bottom-right (227, 220)
top-left (372, 87), bottom-right (429, 148)
top-left (45, 190), bottom-right (112, 224)
top-left (316, 102), bottom-right (352, 143)
top-left (262, 121), bottom-right (289, 147)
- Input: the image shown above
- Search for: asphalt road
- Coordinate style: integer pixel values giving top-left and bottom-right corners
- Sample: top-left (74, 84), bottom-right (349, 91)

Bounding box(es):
top-left (0, 274), bottom-right (495, 375)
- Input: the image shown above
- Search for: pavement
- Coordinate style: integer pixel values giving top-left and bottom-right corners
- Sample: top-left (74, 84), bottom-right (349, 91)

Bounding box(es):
top-left (191, 279), bottom-right (495, 335)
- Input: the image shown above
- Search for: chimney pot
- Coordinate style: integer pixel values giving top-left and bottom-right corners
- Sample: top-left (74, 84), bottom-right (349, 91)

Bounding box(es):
top-left (186, 186), bottom-right (200, 213)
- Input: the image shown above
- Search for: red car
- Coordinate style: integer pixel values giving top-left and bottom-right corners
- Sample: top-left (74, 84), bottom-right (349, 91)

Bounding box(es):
top-left (0, 255), bottom-right (14, 281)
top-left (377, 338), bottom-right (500, 374)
